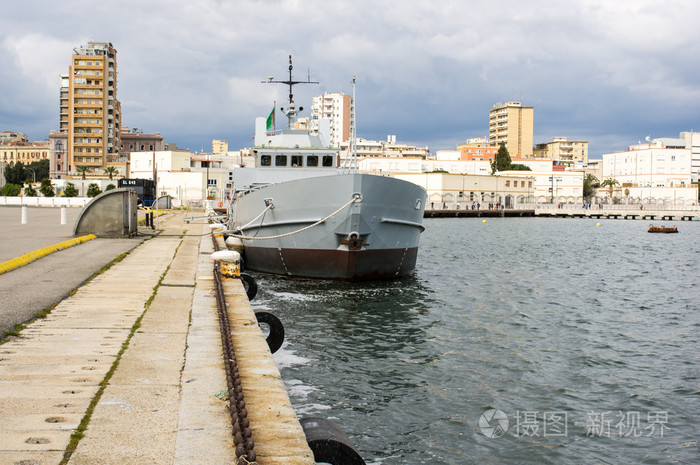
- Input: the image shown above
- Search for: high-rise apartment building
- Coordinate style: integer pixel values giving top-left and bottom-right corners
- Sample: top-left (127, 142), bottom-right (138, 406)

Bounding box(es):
top-left (62, 41), bottom-right (122, 175)
top-left (489, 101), bottom-right (533, 157)
top-left (310, 92), bottom-right (352, 147)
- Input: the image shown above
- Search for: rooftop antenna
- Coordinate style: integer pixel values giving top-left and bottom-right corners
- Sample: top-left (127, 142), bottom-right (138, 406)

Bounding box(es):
top-left (262, 55), bottom-right (318, 129)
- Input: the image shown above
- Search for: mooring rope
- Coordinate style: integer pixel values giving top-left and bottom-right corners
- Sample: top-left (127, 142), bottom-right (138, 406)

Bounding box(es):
top-left (228, 195), bottom-right (361, 241)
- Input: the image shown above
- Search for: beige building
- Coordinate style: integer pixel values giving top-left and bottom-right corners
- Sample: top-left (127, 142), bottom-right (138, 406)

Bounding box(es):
top-left (48, 131), bottom-right (68, 178)
top-left (310, 92), bottom-right (352, 147)
top-left (64, 41), bottom-right (122, 176)
top-left (0, 131), bottom-right (28, 144)
top-left (534, 137), bottom-right (589, 167)
top-left (489, 101), bottom-right (533, 157)
top-left (0, 141), bottom-right (50, 168)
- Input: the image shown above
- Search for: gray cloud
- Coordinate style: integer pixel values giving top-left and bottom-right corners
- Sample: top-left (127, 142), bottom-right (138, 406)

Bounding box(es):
top-left (1, 0), bottom-right (699, 157)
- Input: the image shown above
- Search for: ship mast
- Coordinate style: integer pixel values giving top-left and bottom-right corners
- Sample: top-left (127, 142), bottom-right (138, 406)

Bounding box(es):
top-left (263, 55), bottom-right (318, 129)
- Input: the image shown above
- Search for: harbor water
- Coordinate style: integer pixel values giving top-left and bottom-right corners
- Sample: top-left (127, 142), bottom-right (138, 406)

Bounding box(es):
top-left (252, 217), bottom-right (700, 464)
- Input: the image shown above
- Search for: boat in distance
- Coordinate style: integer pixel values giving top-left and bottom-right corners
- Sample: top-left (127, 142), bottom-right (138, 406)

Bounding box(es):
top-left (226, 58), bottom-right (426, 280)
top-left (648, 224), bottom-right (678, 233)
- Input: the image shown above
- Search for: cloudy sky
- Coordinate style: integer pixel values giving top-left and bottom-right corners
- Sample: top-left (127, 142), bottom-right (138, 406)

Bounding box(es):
top-left (2, 0), bottom-right (699, 158)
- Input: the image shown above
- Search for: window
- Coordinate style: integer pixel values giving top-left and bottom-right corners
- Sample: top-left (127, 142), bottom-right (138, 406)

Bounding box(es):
top-left (521, 181), bottom-right (525, 187)
top-left (506, 180), bottom-right (510, 187)
top-left (291, 155), bottom-right (303, 167)
top-left (307, 156), bottom-right (318, 167)
top-left (260, 155), bottom-right (271, 166)
top-left (275, 155), bottom-right (287, 166)
top-left (322, 155), bottom-right (333, 167)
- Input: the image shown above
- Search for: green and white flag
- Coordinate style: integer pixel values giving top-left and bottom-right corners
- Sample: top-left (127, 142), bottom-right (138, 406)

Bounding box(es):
top-left (266, 105), bottom-right (275, 133)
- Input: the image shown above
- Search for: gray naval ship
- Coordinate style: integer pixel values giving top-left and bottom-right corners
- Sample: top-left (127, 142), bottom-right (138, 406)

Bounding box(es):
top-left (228, 58), bottom-right (426, 280)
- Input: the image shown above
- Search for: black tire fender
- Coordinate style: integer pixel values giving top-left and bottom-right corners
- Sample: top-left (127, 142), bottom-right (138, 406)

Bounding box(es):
top-left (240, 272), bottom-right (257, 300)
top-left (254, 311), bottom-right (284, 354)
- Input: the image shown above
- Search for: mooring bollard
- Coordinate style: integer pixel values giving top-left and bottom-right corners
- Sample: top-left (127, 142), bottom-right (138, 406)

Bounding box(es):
top-left (21, 205), bottom-right (27, 224)
top-left (60, 206), bottom-right (67, 225)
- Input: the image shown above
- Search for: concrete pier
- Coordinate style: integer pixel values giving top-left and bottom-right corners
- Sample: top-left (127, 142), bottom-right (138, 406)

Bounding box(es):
top-left (0, 211), bottom-right (314, 465)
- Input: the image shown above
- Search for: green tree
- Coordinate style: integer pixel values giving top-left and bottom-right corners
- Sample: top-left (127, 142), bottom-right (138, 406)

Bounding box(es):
top-left (509, 163), bottom-right (532, 171)
top-left (24, 184), bottom-right (38, 197)
top-left (600, 178), bottom-right (620, 199)
top-left (28, 159), bottom-right (50, 181)
top-left (490, 143), bottom-right (512, 174)
top-left (0, 183), bottom-right (21, 196)
top-left (64, 182), bottom-right (79, 197)
top-left (5, 162), bottom-right (25, 185)
top-left (39, 178), bottom-right (55, 197)
top-left (105, 183), bottom-right (116, 191)
top-left (103, 166), bottom-right (119, 180)
top-left (86, 183), bottom-right (102, 197)
top-left (583, 173), bottom-right (599, 199)
top-left (76, 165), bottom-right (91, 180)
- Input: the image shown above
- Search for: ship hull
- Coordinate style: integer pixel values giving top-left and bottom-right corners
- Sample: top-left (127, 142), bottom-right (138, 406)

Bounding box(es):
top-left (231, 173), bottom-right (426, 280)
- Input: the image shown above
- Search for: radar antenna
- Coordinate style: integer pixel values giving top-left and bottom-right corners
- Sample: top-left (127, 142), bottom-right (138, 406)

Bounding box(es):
top-left (262, 55), bottom-right (318, 129)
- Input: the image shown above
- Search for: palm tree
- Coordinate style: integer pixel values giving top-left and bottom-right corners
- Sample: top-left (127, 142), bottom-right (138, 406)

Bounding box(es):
top-left (585, 173), bottom-right (599, 187)
top-left (76, 165), bottom-right (91, 180)
top-left (583, 173), bottom-right (599, 199)
top-left (600, 178), bottom-right (620, 200)
top-left (103, 166), bottom-right (118, 180)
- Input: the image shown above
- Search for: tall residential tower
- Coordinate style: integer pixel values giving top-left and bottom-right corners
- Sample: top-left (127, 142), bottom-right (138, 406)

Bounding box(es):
top-left (489, 101), bottom-right (533, 158)
top-left (310, 92), bottom-right (352, 147)
top-left (62, 41), bottom-right (122, 175)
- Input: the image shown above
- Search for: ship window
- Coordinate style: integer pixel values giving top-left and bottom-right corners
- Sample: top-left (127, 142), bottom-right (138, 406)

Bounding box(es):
top-left (307, 155), bottom-right (318, 167)
top-left (291, 155), bottom-right (303, 167)
top-left (322, 155), bottom-right (333, 167)
top-left (275, 155), bottom-right (287, 166)
top-left (261, 155), bottom-right (272, 166)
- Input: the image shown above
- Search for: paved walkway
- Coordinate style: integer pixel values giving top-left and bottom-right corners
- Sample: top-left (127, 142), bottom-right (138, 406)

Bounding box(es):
top-left (0, 211), bottom-right (314, 465)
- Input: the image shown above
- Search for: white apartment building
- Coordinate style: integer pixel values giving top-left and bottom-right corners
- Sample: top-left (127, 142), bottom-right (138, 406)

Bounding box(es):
top-left (602, 141), bottom-right (691, 188)
top-left (357, 156), bottom-right (556, 177)
top-left (358, 157), bottom-right (492, 175)
top-left (395, 173), bottom-right (536, 208)
top-left (310, 92), bottom-right (352, 147)
top-left (680, 131), bottom-right (700, 183)
top-left (340, 136), bottom-right (430, 160)
top-left (601, 139), bottom-right (697, 205)
top-left (130, 150), bottom-right (232, 205)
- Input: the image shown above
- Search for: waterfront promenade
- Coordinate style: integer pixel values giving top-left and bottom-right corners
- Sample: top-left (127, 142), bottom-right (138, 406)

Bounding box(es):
top-left (424, 205), bottom-right (698, 220)
top-left (0, 210), bottom-right (314, 465)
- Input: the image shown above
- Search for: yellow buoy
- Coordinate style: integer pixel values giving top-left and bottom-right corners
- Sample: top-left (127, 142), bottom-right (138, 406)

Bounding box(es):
top-left (482, 219), bottom-right (487, 223)
top-left (596, 222), bottom-right (601, 226)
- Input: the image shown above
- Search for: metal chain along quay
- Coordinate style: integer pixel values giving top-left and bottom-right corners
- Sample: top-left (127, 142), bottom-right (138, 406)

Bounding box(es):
top-left (211, 233), bottom-right (257, 465)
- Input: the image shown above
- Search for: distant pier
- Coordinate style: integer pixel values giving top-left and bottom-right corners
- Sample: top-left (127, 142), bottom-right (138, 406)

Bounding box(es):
top-left (424, 209), bottom-right (534, 218)
top-left (424, 207), bottom-right (697, 221)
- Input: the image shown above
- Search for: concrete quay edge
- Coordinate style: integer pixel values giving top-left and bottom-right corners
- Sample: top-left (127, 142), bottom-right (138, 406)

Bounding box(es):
top-left (0, 210), bottom-right (315, 465)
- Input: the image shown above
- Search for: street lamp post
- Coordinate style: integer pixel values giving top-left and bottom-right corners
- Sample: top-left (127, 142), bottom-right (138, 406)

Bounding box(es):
top-left (24, 167), bottom-right (36, 184)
